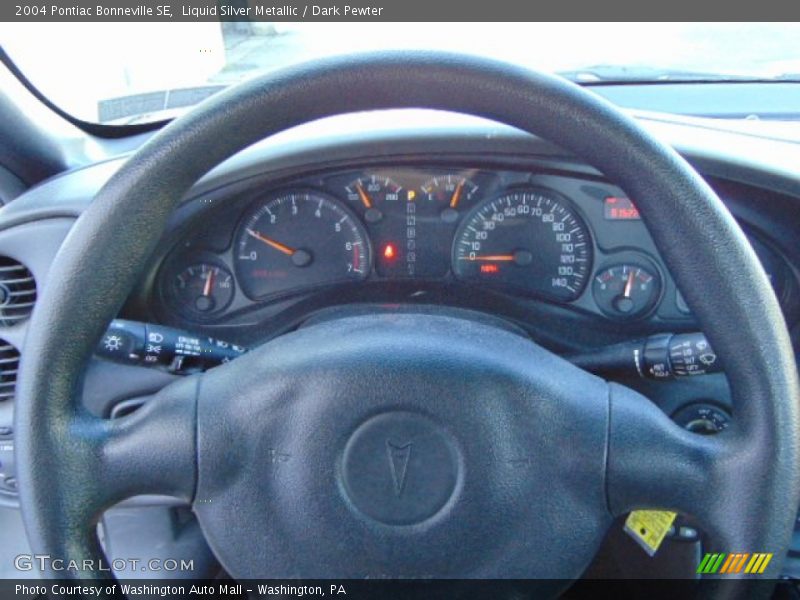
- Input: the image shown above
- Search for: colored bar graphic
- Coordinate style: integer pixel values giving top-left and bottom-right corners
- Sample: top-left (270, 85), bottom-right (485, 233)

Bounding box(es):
top-left (719, 553), bottom-right (737, 573)
top-left (698, 553), bottom-right (773, 575)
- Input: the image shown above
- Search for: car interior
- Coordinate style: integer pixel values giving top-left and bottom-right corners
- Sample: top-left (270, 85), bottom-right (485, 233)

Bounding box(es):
top-left (0, 22), bottom-right (799, 598)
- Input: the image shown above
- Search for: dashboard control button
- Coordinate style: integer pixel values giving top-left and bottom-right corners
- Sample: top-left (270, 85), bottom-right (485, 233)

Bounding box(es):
top-left (96, 320), bottom-right (246, 373)
top-left (669, 333), bottom-right (720, 377)
top-left (672, 403), bottom-right (730, 435)
top-left (568, 331), bottom-right (723, 380)
top-left (642, 333), bottom-right (672, 379)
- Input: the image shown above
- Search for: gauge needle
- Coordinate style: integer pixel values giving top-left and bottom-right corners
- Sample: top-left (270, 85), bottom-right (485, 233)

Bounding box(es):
top-left (355, 182), bottom-right (373, 209)
top-left (460, 255), bottom-right (516, 261)
top-left (623, 269), bottom-right (636, 298)
top-left (246, 229), bottom-right (296, 256)
top-left (202, 268), bottom-right (215, 296)
top-left (449, 180), bottom-right (465, 208)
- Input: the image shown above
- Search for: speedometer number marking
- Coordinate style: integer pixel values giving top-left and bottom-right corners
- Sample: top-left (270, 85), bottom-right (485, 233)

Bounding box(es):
top-left (452, 189), bottom-right (593, 301)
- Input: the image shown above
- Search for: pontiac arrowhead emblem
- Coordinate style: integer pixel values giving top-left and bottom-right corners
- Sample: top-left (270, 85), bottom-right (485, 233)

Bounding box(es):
top-left (386, 440), bottom-right (412, 496)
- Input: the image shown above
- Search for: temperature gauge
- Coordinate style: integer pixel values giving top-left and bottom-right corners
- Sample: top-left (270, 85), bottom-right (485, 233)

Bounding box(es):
top-left (592, 264), bottom-right (660, 319)
top-left (169, 262), bottom-right (234, 319)
top-left (344, 174), bottom-right (404, 223)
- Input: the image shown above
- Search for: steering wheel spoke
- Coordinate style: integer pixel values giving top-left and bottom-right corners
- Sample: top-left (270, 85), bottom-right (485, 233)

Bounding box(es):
top-left (607, 382), bottom-right (786, 577)
top-left (90, 375), bottom-right (198, 507)
top-left (607, 382), bottom-right (724, 513)
top-left (16, 374), bottom-right (197, 570)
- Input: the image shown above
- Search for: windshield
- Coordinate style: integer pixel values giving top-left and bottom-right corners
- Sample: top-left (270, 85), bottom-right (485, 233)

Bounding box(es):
top-left (2, 22), bottom-right (800, 125)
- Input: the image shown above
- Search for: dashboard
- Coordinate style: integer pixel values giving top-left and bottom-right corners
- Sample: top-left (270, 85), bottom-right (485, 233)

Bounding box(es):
top-left (151, 165), bottom-right (798, 337)
top-left (0, 110), bottom-right (797, 420)
top-left (1, 106), bottom-right (800, 579)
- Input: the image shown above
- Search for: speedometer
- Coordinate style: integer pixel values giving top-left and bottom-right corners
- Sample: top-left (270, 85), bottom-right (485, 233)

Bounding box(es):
top-left (452, 189), bottom-right (592, 301)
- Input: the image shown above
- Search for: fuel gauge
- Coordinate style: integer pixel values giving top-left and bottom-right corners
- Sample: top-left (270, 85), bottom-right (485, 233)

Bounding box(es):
top-left (420, 174), bottom-right (479, 223)
top-left (169, 262), bottom-right (234, 319)
top-left (592, 264), bottom-right (661, 319)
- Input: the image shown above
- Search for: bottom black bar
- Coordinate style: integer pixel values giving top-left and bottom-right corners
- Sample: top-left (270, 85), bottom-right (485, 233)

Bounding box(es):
top-left (1, 579), bottom-right (797, 600)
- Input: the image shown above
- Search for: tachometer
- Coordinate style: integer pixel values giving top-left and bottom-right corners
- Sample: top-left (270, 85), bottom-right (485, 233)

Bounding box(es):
top-left (235, 191), bottom-right (371, 299)
top-left (452, 189), bottom-right (592, 301)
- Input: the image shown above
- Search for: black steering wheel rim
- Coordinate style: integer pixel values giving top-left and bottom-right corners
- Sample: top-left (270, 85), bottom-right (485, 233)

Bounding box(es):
top-left (15, 51), bottom-right (800, 590)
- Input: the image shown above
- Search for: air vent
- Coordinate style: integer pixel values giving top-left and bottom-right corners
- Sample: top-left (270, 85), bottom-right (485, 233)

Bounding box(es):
top-left (0, 339), bottom-right (19, 402)
top-left (0, 257), bottom-right (36, 326)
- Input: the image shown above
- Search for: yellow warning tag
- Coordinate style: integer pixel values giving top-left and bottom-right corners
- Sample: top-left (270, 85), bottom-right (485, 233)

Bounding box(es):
top-left (624, 510), bottom-right (677, 556)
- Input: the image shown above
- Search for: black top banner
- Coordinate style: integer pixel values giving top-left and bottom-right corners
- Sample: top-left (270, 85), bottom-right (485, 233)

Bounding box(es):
top-left (3, 0), bottom-right (800, 22)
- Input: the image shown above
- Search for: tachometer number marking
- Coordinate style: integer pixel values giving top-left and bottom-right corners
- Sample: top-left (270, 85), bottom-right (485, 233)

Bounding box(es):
top-left (235, 191), bottom-right (371, 300)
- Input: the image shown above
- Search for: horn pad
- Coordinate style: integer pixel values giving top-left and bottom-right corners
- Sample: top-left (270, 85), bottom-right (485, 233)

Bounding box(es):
top-left (341, 411), bottom-right (461, 526)
top-left (193, 314), bottom-right (612, 580)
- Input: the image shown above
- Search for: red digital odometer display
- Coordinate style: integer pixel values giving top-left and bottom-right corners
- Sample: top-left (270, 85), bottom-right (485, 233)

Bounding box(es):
top-left (604, 196), bottom-right (641, 220)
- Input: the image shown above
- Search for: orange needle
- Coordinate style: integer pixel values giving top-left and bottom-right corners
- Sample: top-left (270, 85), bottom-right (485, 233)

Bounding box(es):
top-left (623, 269), bottom-right (636, 298)
top-left (202, 268), bottom-right (215, 297)
top-left (355, 182), bottom-right (373, 209)
top-left (450, 180), bottom-right (465, 208)
top-left (460, 255), bottom-right (516, 261)
top-left (246, 229), bottom-right (296, 256)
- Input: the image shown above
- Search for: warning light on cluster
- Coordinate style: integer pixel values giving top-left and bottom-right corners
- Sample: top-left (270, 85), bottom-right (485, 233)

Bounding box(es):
top-left (383, 243), bottom-right (397, 260)
top-left (604, 196), bottom-right (641, 220)
top-left (480, 264), bottom-right (500, 274)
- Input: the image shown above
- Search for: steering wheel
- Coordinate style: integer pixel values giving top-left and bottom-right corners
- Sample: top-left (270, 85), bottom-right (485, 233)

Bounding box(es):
top-left (15, 52), bottom-right (800, 594)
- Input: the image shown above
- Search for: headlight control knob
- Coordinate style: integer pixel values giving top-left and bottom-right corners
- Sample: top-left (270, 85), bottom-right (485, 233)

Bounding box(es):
top-left (672, 403), bottom-right (730, 435)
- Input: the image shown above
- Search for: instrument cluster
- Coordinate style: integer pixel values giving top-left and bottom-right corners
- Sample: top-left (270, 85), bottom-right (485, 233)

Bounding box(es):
top-left (155, 166), bottom-right (794, 327)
